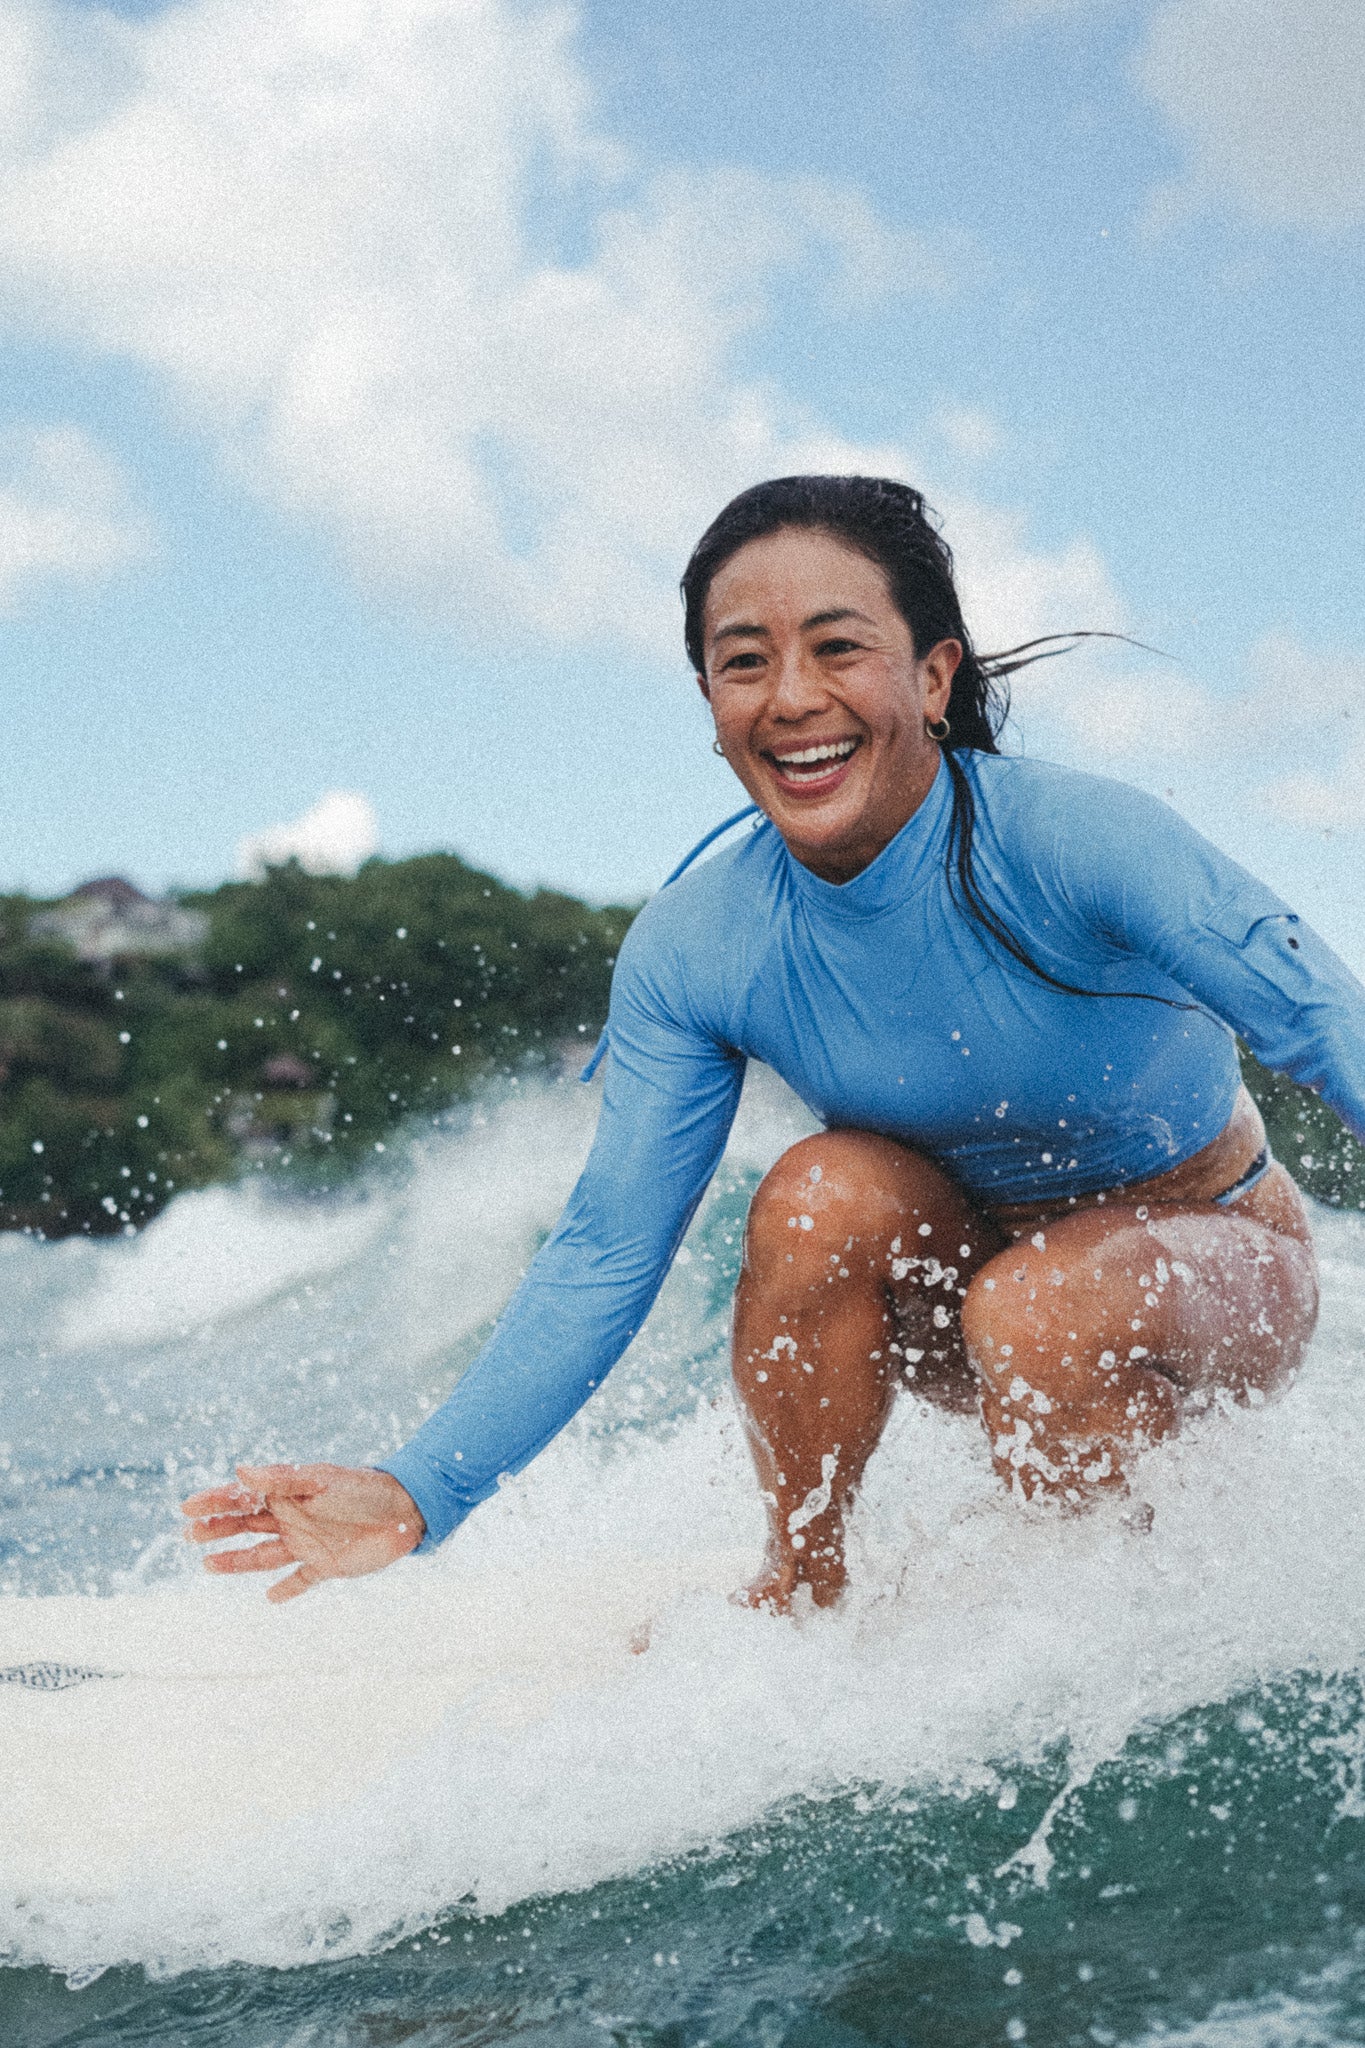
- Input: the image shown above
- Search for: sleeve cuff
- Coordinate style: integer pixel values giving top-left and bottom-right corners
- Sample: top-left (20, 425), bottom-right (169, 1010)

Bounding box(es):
top-left (374, 1448), bottom-right (473, 1552)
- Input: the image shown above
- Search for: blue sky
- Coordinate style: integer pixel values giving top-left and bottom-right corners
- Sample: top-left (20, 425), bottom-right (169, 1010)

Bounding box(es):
top-left (2, 0), bottom-right (1363, 965)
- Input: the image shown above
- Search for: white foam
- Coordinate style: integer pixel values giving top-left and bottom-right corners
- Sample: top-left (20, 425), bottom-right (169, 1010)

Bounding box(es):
top-left (51, 1070), bottom-right (809, 1373)
top-left (56, 1184), bottom-right (384, 1352)
top-left (1122, 1989), bottom-right (1353, 2046)
top-left (3, 1075), bottom-right (1365, 1980)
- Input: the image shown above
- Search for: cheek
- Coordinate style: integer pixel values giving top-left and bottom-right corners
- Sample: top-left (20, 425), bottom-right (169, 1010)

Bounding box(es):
top-left (711, 691), bottom-right (755, 738)
top-left (849, 680), bottom-right (915, 743)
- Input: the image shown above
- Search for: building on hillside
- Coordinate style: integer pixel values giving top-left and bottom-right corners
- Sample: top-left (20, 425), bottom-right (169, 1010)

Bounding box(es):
top-left (30, 878), bottom-right (208, 966)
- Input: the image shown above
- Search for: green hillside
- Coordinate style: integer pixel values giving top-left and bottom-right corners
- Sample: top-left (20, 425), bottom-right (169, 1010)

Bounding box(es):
top-left (0, 856), bottom-right (633, 1238)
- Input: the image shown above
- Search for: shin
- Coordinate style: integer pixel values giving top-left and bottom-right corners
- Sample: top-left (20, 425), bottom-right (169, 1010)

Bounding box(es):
top-left (733, 1131), bottom-right (995, 1607)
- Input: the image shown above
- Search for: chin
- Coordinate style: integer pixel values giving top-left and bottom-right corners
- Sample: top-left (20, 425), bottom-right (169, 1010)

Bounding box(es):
top-left (777, 814), bottom-right (870, 874)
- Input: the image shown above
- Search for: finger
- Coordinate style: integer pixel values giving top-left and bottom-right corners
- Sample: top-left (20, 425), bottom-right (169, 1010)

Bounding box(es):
top-left (203, 1538), bottom-right (295, 1574)
top-left (266, 1565), bottom-right (321, 1605)
top-left (181, 1484), bottom-right (264, 1518)
top-left (235, 1462), bottom-right (331, 1500)
top-left (183, 1511), bottom-right (282, 1544)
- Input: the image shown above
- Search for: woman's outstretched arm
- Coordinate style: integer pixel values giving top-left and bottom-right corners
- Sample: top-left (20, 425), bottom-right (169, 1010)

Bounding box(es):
top-left (182, 900), bottom-right (746, 1594)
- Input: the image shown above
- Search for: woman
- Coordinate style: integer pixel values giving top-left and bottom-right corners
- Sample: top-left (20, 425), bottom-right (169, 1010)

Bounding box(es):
top-left (184, 475), bottom-right (1365, 1611)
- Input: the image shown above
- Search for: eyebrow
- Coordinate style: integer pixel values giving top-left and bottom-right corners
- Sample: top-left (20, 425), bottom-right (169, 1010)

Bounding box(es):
top-left (710, 607), bottom-right (876, 647)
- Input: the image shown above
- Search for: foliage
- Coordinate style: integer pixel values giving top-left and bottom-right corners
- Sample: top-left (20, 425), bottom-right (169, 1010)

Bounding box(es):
top-left (1239, 1048), bottom-right (1365, 1211)
top-left (0, 859), bottom-right (632, 1238)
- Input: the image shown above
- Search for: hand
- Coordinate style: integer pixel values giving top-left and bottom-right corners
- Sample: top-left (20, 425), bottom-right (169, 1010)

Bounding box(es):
top-left (181, 1463), bottom-right (425, 1603)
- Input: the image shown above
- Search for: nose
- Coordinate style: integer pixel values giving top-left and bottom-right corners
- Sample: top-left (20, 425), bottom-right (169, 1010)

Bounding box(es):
top-left (769, 644), bottom-right (832, 720)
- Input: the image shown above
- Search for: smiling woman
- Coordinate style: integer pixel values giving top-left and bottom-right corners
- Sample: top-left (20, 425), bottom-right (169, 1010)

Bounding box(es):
top-left (185, 476), bottom-right (1365, 1614)
top-left (697, 527), bottom-right (955, 883)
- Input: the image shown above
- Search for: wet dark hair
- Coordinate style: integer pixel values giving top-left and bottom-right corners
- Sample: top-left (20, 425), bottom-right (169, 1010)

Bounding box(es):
top-left (682, 472), bottom-right (1017, 748)
top-left (681, 474), bottom-right (1175, 1006)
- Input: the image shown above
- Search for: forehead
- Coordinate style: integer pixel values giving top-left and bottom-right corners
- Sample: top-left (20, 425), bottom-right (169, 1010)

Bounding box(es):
top-left (703, 527), bottom-right (894, 632)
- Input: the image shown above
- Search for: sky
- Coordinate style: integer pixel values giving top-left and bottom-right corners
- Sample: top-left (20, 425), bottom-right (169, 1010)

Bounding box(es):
top-left (2, 0), bottom-right (1363, 966)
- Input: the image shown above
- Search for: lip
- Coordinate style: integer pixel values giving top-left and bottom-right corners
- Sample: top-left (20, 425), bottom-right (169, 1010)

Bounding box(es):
top-left (762, 736), bottom-right (864, 800)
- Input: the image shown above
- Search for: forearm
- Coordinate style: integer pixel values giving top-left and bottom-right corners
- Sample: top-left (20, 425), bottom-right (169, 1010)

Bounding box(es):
top-left (377, 1236), bottom-right (675, 1545)
top-left (377, 896), bottom-right (746, 1546)
top-left (381, 1062), bottom-right (744, 1545)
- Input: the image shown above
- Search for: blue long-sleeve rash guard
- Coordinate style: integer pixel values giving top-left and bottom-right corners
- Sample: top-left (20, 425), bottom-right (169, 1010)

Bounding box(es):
top-left (381, 752), bottom-right (1365, 1546)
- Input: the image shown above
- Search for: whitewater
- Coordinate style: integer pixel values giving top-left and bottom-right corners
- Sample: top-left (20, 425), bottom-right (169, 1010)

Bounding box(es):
top-left (3, 1064), bottom-right (1365, 2044)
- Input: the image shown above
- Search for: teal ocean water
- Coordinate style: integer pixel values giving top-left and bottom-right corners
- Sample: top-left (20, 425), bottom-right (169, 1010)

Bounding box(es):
top-left (3, 1072), bottom-right (1364, 2047)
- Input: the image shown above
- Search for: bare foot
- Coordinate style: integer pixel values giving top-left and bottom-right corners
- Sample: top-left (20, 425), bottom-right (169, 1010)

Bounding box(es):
top-left (736, 1547), bottom-right (847, 1614)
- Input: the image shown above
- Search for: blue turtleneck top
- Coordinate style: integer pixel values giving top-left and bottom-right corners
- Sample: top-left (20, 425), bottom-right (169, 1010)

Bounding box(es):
top-left (381, 753), bottom-right (1365, 1546)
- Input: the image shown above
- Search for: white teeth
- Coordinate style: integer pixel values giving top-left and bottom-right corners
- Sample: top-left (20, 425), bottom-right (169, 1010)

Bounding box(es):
top-left (774, 739), bottom-right (858, 768)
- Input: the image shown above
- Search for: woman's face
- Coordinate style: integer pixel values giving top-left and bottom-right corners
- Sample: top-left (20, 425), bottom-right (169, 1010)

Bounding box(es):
top-left (699, 526), bottom-right (960, 883)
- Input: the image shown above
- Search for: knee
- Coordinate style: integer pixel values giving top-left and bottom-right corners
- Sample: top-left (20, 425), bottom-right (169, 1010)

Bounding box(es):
top-left (961, 1243), bottom-right (1072, 1389)
top-left (743, 1132), bottom-right (929, 1282)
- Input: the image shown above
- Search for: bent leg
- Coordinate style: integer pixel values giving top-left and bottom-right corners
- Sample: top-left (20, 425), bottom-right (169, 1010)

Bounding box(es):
top-left (962, 1166), bottom-right (1319, 1505)
top-left (733, 1130), bottom-right (1001, 1609)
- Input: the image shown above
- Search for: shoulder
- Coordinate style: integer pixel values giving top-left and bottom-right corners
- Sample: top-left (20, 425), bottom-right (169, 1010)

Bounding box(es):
top-left (963, 752), bottom-right (1216, 878)
top-left (614, 819), bottom-right (781, 1012)
top-left (963, 751), bottom-right (1283, 932)
top-left (964, 751), bottom-right (1172, 840)
top-left (626, 820), bottom-right (779, 947)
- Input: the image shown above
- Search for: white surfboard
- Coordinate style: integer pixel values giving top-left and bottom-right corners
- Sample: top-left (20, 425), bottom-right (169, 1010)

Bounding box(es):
top-left (0, 1546), bottom-right (754, 1897)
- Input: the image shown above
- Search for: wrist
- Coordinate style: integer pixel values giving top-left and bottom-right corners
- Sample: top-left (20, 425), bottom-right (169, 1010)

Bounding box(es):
top-left (367, 1468), bottom-right (426, 1548)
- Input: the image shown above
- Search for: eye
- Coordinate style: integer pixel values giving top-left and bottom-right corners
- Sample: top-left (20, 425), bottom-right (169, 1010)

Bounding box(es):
top-left (814, 636), bottom-right (861, 657)
top-left (718, 649), bottom-right (765, 674)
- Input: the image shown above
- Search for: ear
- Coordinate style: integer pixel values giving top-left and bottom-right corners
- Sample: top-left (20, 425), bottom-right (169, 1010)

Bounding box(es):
top-left (696, 671), bottom-right (712, 706)
top-left (921, 638), bottom-right (961, 723)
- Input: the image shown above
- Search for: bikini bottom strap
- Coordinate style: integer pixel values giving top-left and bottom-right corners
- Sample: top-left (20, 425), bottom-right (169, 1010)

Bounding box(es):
top-left (1211, 1145), bottom-right (1272, 1208)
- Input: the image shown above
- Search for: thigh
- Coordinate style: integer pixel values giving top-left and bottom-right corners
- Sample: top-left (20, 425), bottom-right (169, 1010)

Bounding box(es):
top-left (739, 1127), bottom-right (1004, 1413)
top-left (967, 1165), bottom-right (1319, 1412)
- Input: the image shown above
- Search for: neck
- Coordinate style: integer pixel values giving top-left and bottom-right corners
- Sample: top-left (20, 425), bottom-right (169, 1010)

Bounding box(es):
top-left (784, 748), bottom-right (944, 884)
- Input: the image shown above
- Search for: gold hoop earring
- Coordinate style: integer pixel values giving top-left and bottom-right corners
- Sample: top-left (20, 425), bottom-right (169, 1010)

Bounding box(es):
top-left (713, 738), bottom-right (725, 755)
top-left (925, 715), bottom-right (951, 743)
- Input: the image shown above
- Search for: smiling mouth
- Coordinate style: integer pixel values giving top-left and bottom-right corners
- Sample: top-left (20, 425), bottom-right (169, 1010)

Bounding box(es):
top-left (766, 737), bottom-right (862, 786)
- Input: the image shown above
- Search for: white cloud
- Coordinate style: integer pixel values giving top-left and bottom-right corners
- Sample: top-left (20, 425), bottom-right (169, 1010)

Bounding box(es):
top-left (992, 0), bottom-right (1110, 18)
top-left (944, 496), bottom-right (1123, 653)
top-left (1263, 765), bottom-right (1365, 832)
top-left (1002, 627), bottom-right (1365, 823)
top-left (236, 791), bottom-right (379, 880)
top-left (932, 404), bottom-right (1004, 463)
top-left (1245, 635), bottom-right (1365, 829)
top-left (0, 423), bottom-right (149, 610)
top-left (1236, 632), bottom-right (1365, 734)
top-left (1019, 664), bottom-right (1213, 760)
top-left (1137, 0), bottom-right (1365, 231)
top-left (0, 0), bottom-right (1114, 664)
